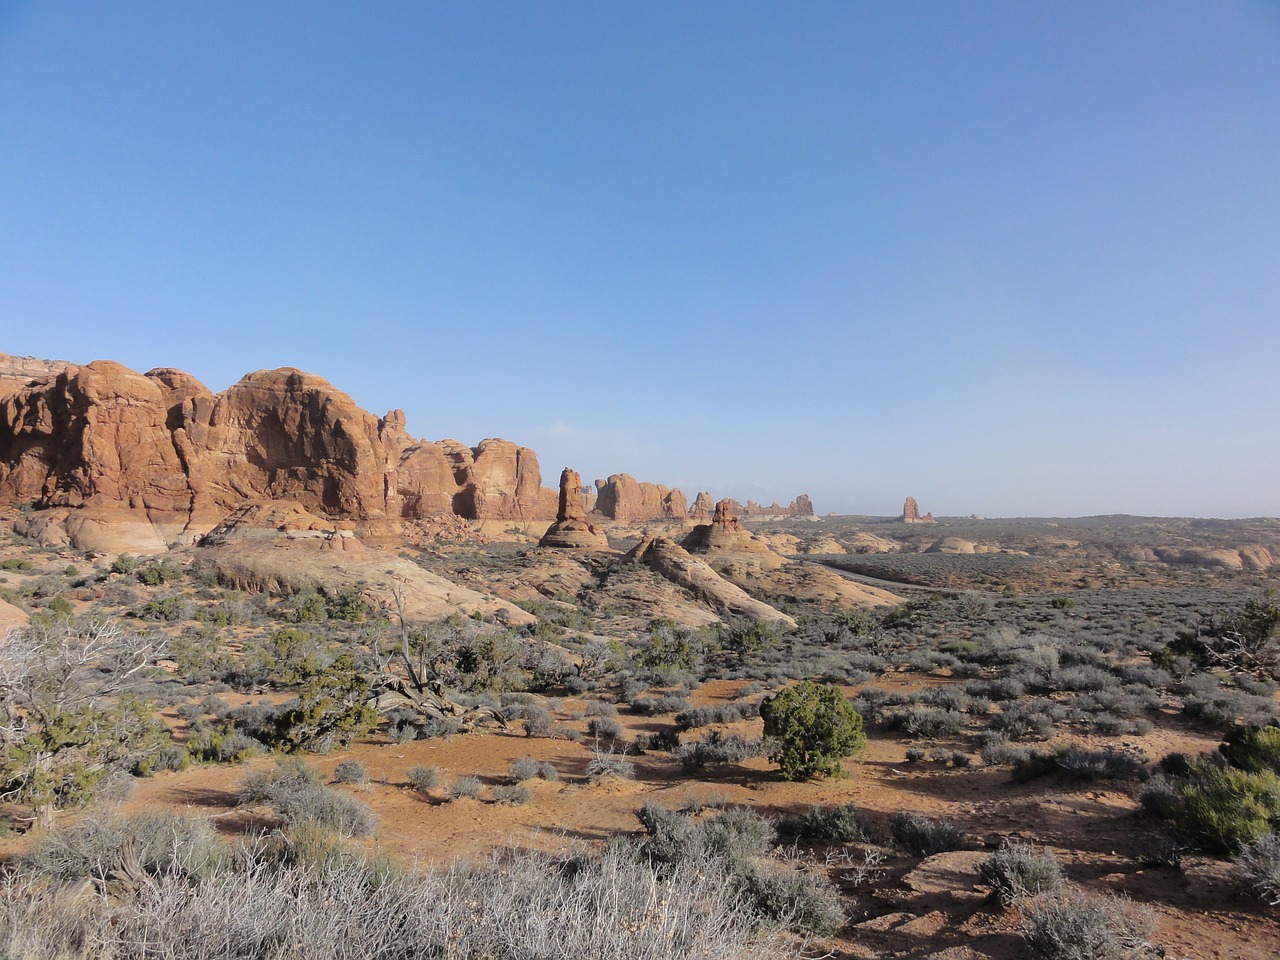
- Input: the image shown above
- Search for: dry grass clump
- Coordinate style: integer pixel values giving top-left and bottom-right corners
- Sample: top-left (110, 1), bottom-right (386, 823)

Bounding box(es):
top-left (238, 761), bottom-right (376, 837)
top-left (1021, 887), bottom-right (1156, 960)
top-left (0, 814), bottom-right (799, 960)
top-left (978, 841), bottom-right (1064, 906)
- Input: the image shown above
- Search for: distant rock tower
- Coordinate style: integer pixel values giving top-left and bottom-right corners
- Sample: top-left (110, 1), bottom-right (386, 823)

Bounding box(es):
top-left (901, 496), bottom-right (936, 524)
top-left (540, 468), bottom-right (610, 549)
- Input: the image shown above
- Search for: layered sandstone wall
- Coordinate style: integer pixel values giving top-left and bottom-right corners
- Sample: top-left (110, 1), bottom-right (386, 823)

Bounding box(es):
top-left (0, 360), bottom-right (555, 542)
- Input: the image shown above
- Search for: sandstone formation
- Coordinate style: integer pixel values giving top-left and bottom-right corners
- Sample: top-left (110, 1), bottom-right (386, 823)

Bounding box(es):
top-left (0, 353), bottom-right (813, 550)
top-left (717, 496), bottom-right (815, 519)
top-left (626, 534), bottom-right (796, 626)
top-left (902, 496), bottom-right (936, 523)
top-left (689, 491), bottom-right (714, 520)
top-left (0, 360), bottom-right (556, 549)
top-left (795, 535), bottom-right (847, 555)
top-left (0, 353), bottom-right (73, 398)
top-left (197, 500), bottom-right (534, 625)
top-left (1152, 545), bottom-right (1275, 572)
top-left (845, 531), bottom-right (902, 553)
top-left (539, 468), bottom-right (610, 550)
top-left (0, 597), bottom-right (29, 633)
top-left (730, 561), bottom-right (903, 609)
top-left (682, 499), bottom-right (780, 566)
top-left (742, 495), bottom-right (815, 518)
top-left (593, 474), bottom-right (688, 521)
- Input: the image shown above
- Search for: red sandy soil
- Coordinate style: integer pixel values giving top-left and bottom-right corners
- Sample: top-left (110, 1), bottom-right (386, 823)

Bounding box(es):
top-left (23, 679), bottom-right (1254, 960)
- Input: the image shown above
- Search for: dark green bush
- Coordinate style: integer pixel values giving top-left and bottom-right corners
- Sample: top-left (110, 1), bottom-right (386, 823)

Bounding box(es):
top-left (1176, 763), bottom-right (1280, 853)
top-left (1220, 723), bottom-right (1280, 774)
top-left (760, 680), bottom-right (865, 780)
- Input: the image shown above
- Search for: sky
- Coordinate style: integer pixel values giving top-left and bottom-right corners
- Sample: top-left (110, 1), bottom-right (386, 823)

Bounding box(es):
top-left (1, 2), bottom-right (1278, 518)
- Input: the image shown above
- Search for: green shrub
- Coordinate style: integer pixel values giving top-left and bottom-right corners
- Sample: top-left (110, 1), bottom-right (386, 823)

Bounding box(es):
top-left (273, 654), bottom-right (377, 753)
top-left (1176, 763), bottom-right (1280, 854)
top-left (1220, 723), bottom-right (1280, 774)
top-left (110, 554), bottom-right (139, 575)
top-left (186, 724), bottom-right (263, 764)
top-left (136, 558), bottom-right (182, 586)
top-left (324, 586), bottom-right (368, 623)
top-left (283, 588), bottom-right (328, 623)
top-left (0, 558), bottom-right (33, 572)
top-left (137, 595), bottom-right (192, 621)
top-left (979, 841), bottom-right (1064, 906)
top-left (760, 680), bottom-right (866, 780)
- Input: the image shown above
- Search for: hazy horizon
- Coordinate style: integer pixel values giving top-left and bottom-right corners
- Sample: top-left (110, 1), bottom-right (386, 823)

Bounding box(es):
top-left (3, 3), bottom-right (1277, 518)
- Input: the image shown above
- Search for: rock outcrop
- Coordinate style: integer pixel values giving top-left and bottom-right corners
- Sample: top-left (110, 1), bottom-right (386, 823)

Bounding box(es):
top-left (539, 468), bottom-right (610, 550)
top-left (0, 361), bottom-right (201, 545)
top-left (1152, 545), bottom-right (1275, 572)
top-left (902, 496), bottom-right (936, 523)
top-left (197, 500), bottom-right (534, 625)
top-left (0, 353), bottom-right (73, 398)
top-left (593, 474), bottom-right (688, 521)
top-left (0, 597), bottom-right (29, 632)
top-left (741, 496), bottom-right (815, 518)
top-left (690, 491), bottom-right (714, 520)
top-left (626, 534), bottom-right (796, 626)
top-left (682, 499), bottom-right (779, 565)
top-left (0, 360), bottom-right (557, 547)
top-left (716, 496), bottom-right (815, 519)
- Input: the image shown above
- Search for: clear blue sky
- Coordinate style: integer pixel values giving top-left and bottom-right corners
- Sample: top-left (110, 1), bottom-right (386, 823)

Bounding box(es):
top-left (2, 2), bottom-right (1277, 517)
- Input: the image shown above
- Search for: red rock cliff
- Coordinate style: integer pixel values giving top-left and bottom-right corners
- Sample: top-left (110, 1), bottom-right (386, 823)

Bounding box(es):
top-left (0, 360), bottom-right (555, 539)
